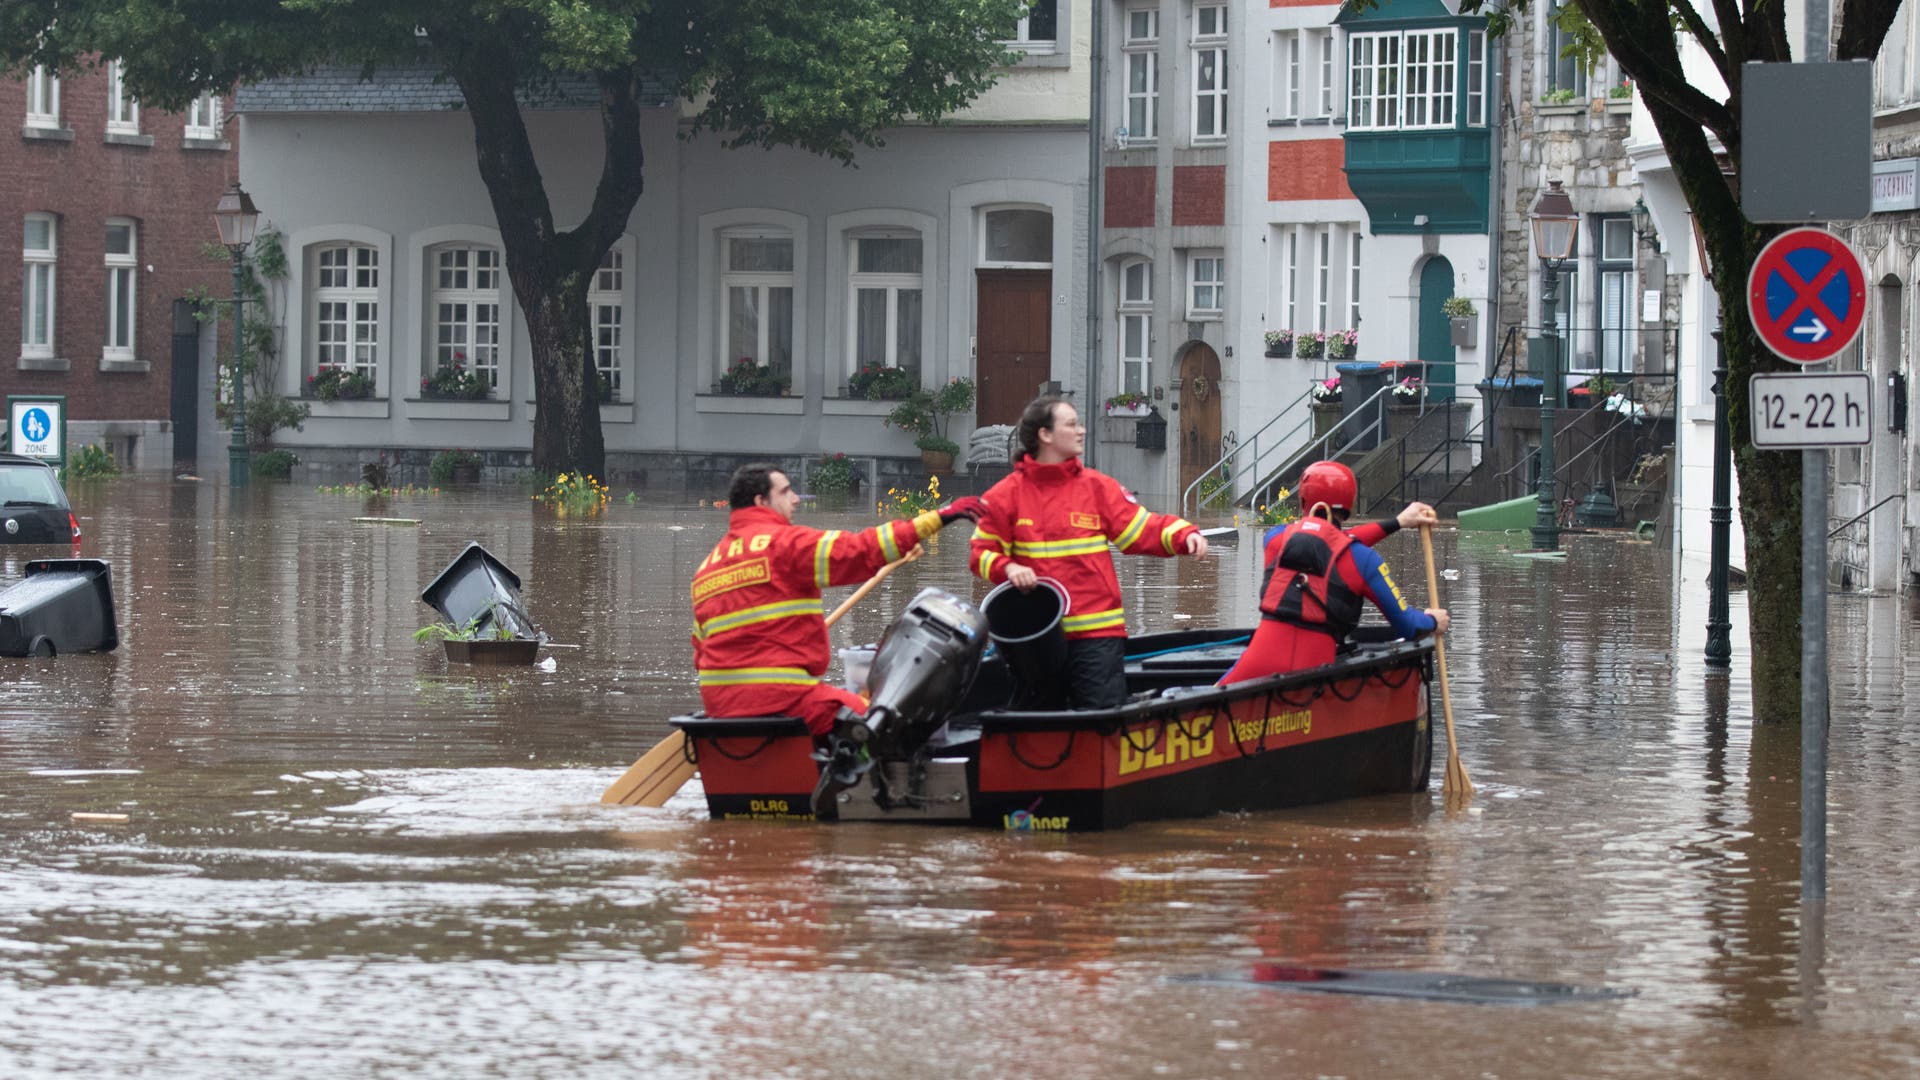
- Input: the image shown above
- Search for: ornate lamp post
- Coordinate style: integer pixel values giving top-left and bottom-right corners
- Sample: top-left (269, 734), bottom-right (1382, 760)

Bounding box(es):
top-left (1694, 213), bottom-right (1733, 668)
top-left (1530, 179), bottom-right (1579, 551)
top-left (213, 182), bottom-right (261, 487)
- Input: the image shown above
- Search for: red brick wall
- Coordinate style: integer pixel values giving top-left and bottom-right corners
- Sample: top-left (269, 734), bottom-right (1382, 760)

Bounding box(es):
top-left (1104, 166), bottom-right (1155, 228)
top-left (0, 65), bottom-right (237, 422)
top-left (1267, 139), bottom-right (1354, 202)
top-left (1171, 165), bottom-right (1225, 226)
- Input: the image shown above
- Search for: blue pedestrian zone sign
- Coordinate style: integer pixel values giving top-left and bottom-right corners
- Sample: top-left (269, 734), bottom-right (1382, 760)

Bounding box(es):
top-left (1746, 228), bottom-right (1867, 364)
top-left (7, 396), bottom-right (66, 464)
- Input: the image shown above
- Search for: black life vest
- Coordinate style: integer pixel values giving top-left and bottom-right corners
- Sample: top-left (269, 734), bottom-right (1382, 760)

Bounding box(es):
top-left (1258, 517), bottom-right (1364, 638)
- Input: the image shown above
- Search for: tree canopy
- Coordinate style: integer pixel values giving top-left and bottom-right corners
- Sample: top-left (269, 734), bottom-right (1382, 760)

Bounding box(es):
top-left (2, 0), bottom-right (1026, 474)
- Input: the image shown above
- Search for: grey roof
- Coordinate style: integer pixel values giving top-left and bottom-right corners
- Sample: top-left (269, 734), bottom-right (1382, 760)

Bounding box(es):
top-left (235, 63), bottom-right (675, 114)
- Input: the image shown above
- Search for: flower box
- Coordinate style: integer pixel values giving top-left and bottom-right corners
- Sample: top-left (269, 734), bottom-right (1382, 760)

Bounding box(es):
top-left (1105, 403), bottom-right (1151, 418)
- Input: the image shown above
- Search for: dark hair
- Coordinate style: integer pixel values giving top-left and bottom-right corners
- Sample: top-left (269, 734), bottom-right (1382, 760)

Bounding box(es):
top-left (728, 462), bottom-right (781, 509)
top-left (1014, 396), bottom-right (1067, 461)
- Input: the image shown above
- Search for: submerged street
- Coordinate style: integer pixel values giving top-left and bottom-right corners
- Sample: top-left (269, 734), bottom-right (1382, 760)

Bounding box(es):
top-left (2, 479), bottom-right (1918, 1077)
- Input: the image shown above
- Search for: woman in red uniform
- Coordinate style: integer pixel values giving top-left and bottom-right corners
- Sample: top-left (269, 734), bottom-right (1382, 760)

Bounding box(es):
top-left (1220, 461), bottom-right (1447, 684)
top-left (970, 396), bottom-right (1208, 709)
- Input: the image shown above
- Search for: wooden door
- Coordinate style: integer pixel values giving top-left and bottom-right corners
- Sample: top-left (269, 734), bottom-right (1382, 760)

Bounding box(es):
top-left (976, 270), bottom-right (1052, 426)
top-left (1418, 256), bottom-right (1457, 402)
top-left (1178, 343), bottom-right (1223, 500)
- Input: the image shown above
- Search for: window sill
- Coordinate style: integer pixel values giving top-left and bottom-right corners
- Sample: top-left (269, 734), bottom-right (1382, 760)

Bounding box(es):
top-left (99, 357), bottom-right (150, 374)
top-left (694, 394), bottom-right (805, 415)
top-left (1268, 118), bottom-right (1298, 127)
top-left (405, 397), bottom-right (511, 421)
top-left (523, 400), bottom-right (635, 423)
top-left (1535, 102), bottom-right (1586, 116)
top-left (181, 136), bottom-right (230, 152)
top-left (1303, 117), bottom-right (1335, 127)
top-left (309, 397), bottom-right (392, 419)
top-left (21, 125), bottom-right (74, 143)
top-left (104, 131), bottom-right (153, 148)
top-left (18, 355), bottom-right (69, 372)
top-left (1001, 45), bottom-right (1068, 70)
top-left (822, 397), bottom-right (901, 417)
top-left (1604, 99), bottom-right (1634, 114)
top-left (1189, 137), bottom-right (1229, 149)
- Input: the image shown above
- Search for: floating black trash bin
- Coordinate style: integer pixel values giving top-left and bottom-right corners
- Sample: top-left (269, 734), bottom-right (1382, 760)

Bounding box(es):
top-left (1336, 362), bottom-right (1391, 449)
top-left (982, 578), bottom-right (1069, 709)
top-left (0, 559), bottom-right (118, 657)
top-left (420, 542), bottom-right (540, 640)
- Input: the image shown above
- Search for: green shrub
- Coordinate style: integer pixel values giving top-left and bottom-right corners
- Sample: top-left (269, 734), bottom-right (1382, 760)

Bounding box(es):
top-left (251, 448), bottom-right (297, 479)
top-left (65, 443), bottom-right (119, 480)
top-left (429, 448), bottom-right (482, 484)
top-left (811, 453), bottom-right (855, 495)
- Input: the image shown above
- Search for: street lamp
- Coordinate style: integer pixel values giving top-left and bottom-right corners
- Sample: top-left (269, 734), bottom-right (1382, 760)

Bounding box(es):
top-left (1530, 179), bottom-right (1578, 551)
top-left (1630, 196), bottom-right (1657, 248)
top-left (213, 182), bottom-right (260, 487)
top-left (1694, 212), bottom-right (1734, 668)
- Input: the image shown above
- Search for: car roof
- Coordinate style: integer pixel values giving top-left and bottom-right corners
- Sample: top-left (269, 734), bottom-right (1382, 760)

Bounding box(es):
top-left (0, 454), bottom-right (57, 469)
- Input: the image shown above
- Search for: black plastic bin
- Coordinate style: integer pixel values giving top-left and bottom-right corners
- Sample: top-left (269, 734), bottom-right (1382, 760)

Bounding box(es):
top-left (1336, 362), bottom-right (1391, 450)
top-left (982, 578), bottom-right (1069, 709)
top-left (0, 558), bottom-right (119, 656)
top-left (420, 542), bottom-right (540, 640)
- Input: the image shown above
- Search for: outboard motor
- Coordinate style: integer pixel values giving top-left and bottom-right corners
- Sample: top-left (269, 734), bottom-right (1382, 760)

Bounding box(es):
top-left (812, 587), bottom-right (988, 813)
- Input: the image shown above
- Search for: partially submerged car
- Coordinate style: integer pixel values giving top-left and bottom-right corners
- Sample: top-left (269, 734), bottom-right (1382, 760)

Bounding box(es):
top-left (0, 454), bottom-right (80, 545)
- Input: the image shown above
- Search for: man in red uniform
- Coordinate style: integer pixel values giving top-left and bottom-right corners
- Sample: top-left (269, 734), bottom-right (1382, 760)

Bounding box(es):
top-left (970, 396), bottom-right (1208, 709)
top-left (1220, 460), bottom-right (1447, 683)
top-left (692, 463), bottom-right (981, 734)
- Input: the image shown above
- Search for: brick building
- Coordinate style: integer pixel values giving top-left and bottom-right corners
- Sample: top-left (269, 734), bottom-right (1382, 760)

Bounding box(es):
top-left (1, 61), bottom-right (235, 471)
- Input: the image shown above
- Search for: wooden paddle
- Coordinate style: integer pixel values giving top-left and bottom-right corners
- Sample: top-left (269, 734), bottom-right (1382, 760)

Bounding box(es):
top-left (599, 545), bottom-right (924, 806)
top-left (1419, 523), bottom-right (1474, 801)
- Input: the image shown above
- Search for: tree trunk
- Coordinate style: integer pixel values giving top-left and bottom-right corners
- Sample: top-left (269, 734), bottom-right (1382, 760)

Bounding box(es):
top-left (524, 281), bottom-right (605, 477)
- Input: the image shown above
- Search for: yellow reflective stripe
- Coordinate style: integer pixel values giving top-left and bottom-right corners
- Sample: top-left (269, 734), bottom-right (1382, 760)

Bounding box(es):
top-left (814, 530), bottom-right (842, 588)
top-left (1113, 507), bottom-right (1151, 549)
top-left (1012, 538), bottom-right (1112, 559)
top-left (697, 666), bottom-right (817, 687)
top-left (1062, 608), bottom-right (1126, 632)
top-left (1160, 518), bottom-right (1195, 554)
top-left (972, 525), bottom-right (1008, 547)
top-left (697, 599), bottom-right (821, 639)
top-left (977, 550), bottom-right (1004, 581)
top-left (876, 523), bottom-right (902, 562)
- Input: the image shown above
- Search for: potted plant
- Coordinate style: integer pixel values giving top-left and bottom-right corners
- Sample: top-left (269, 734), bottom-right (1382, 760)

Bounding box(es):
top-left (1264, 329), bottom-right (1294, 358)
top-left (1104, 391), bottom-right (1151, 418)
top-left (1295, 331), bottom-right (1327, 359)
top-left (810, 452), bottom-right (857, 495)
top-left (430, 448), bottom-right (483, 484)
top-left (414, 614), bottom-right (538, 665)
top-left (307, 366), bottom-right (375, 401)
top-left (597, 370), bottom-right (617, 404)
top-left (421, 355), bottom-right (491, 400)
top-left (1326, 328), bottom-right (1359, 361)
top-left (884, 376), bottom-right (976, 473)
top-left (715, 357), bottom-right (791, 397)
top-left (1309, 377), bottom-right (1343, 437)
top-left (1442, 296), bottom-right (1479, 349)
top-left (847, 364), bottom-right (915, 401)
top-left (1389, 376), bottom-right (1427, 407)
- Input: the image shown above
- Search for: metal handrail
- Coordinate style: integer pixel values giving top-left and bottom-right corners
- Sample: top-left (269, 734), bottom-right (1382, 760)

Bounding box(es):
top-left (1180, 383), bottom-right (1318, 514)
top-left (1829, 493), bottom-right (1906, 539)
top-left (1231, 385), bottom-right (1399, 510)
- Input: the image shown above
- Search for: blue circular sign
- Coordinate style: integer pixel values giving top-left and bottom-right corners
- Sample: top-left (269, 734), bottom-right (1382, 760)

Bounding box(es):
top-left (20, 407), bottom-right (51, 444)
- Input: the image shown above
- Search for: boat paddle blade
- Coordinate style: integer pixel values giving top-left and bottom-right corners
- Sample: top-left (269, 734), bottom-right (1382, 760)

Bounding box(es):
top-left (601, 730), bottom-right (698, 806)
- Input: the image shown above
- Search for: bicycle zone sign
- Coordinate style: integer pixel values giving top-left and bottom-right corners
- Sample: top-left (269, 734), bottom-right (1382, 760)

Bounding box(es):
top-left (1746, 228), bottom-right (1867, 364)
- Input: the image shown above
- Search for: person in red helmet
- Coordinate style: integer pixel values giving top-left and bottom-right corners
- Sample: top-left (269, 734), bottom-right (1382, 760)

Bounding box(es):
top-left (1219, 460), bottom-right (1448, 684)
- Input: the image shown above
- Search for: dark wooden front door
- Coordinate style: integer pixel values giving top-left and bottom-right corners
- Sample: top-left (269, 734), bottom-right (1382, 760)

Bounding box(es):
top-left (1178, 343), bottom-right (1223, 501)
top-left (976, 270), bottom-right (1052, 427)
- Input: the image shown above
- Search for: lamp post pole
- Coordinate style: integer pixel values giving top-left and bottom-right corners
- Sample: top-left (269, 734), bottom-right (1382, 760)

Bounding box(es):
top-left (1705, 322), bottom-right (1733, 667)
top-left (227, 246), bottom-right (251, 487)
top-left (1532, 258), bottom-right (1563, 551)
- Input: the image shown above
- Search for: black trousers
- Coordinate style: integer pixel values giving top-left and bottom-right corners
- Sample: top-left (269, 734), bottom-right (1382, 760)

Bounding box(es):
top-left (1065, 637), bottom-right (1127, 710)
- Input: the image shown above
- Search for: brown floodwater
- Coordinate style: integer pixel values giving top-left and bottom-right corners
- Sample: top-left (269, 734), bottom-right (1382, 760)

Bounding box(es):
top-left (2, 479), bottom-right (1917, 1078)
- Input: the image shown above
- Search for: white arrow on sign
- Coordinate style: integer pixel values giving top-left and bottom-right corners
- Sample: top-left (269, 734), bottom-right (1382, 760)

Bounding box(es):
top-left (1791, 316), bottom-right (1831, 341)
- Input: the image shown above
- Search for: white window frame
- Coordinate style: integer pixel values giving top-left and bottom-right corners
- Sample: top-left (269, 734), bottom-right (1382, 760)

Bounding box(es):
top-left (1188, 251), bottom-right (1224, 319)
top-left (1118, 258), bottom-right (1153, 395)
top-left (25, 66), bottom-right (59, 130)
top-left (1542, 0), bottom-right (1618, 99)
top-left (105, 60), bottom-right (139, 134)
top-left (1191, 5), bottom-right (1228, 143)
top-left (1004, 0), bottom-right (1060, 54)
top-left (21, 213), bottom-right (56, 359)
top-left (104, 218), bottom-right (137, 361)
top-left (185, 91), bottom-right (221, 139)
top-left (1402, 30), bottom-right (1456, 130)
top-left (1348, 231), bottom-right (1362, 329)
top-left (1279, 32), bottom-right (1301, 120)
top-left (1596, 217), bottom-right (1635, 374)
top-left (1314, 230), bottom-right (1331, 331)
top-left (312, 243), bottom-right (381, 380)
top-left (1466, 31), bottom-right (1487, 126)
top-left (1347, 33), bottom-right (1401, 130)
top-left (719, 227), bottom-right (797, 381)
top-left (1318, 32), bottom-right (1336, 117)
top-left (430, 245), bottom-right (503, 391)
top-left (979, 208), bottom-right (1054, 270)
top-left (1281, 229), bottom-right (1298, 330)
top-left (846, 231), bottom-right (927, 379)
top-left (590, 248), bottom-right (624, 400)
top-left (1122, 7), bottom-right (1160, 143)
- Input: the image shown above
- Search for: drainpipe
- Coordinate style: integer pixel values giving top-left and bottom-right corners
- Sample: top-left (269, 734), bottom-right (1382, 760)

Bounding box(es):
top-left (1085, 3), bottom-right (1106, 468)
top-left (1485, 32), bottom-right (1504, 380)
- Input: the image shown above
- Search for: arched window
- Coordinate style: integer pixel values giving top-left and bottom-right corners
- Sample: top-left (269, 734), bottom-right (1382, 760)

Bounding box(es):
top-left (104, 219), bottom-right (137, 361)
top-left (1118, 259), bottom-right (1153, 394)
top-left (719, 227), bottom-right (795, 379)
top-left (430, 244), bottom-right (503, 390)
top-left (21, 214), bottom-right (56, 358)
top-left (848, 231), bottom-right (925, 377)
top-left (591, 248), bottom-right (624, 399)
top-left (312, 242), bottom-right (380, 376)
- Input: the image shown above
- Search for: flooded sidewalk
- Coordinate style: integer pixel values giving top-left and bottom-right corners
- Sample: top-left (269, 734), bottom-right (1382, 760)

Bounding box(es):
top-left (1, 479), bottom-right (1916, 1078)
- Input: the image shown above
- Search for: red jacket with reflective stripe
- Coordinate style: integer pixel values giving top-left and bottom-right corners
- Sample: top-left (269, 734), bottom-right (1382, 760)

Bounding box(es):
top-left (691, 507), bottom-right (930, 694)
top-left (969, 456), bottom-right (1198, 640)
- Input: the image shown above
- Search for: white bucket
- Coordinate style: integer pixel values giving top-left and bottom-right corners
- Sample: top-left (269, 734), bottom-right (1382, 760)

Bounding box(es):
top-left (839, 645), bottom-right (877, 694)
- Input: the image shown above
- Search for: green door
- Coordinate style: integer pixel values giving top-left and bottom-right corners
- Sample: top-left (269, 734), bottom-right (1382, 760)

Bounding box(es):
top-left (1417, 257), bottom-right (1457, 402)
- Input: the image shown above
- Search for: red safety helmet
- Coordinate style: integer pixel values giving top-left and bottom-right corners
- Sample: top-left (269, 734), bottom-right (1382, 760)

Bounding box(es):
top-left (1297, 461), bottom-right (1356, 517)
